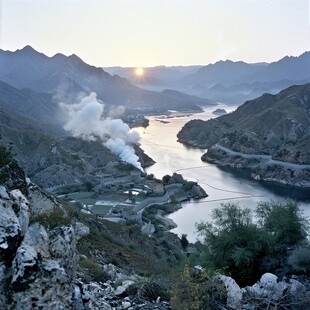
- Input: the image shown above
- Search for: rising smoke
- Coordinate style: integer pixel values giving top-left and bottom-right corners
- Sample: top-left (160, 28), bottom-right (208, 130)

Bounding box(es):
top-left (60, 92), bottom-right (143, 170)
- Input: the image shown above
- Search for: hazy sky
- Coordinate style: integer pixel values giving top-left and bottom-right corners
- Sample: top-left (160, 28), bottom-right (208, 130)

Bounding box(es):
top-left (0, 0), bottom-right (309, 67)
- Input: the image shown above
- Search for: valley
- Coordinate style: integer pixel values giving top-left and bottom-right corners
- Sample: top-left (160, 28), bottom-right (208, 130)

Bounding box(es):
top-left (0, 45), bottom-right (310, 309)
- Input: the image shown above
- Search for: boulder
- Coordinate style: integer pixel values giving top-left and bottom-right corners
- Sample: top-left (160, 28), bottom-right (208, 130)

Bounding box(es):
top-left (102, 263), bottom-right (121, 281)
top-left (75, 222), bottom-right (90, 241)
top-left (115, 280), bottom-right (135, 296)
top-left (246, 273), bottom-right (287, 301)
top-left (214, 275), bottom-right (242, 309)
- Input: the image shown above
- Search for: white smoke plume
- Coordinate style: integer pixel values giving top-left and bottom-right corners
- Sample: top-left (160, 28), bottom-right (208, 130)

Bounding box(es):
top-left (60, 92), bottom-right (143, 170)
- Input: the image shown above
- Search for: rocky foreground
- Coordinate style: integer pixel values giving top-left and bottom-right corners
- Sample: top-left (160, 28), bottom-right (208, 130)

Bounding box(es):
top-left (2, 184), bottom-right (310, 309)
top-left (1, 156), bottom-right (309, 309)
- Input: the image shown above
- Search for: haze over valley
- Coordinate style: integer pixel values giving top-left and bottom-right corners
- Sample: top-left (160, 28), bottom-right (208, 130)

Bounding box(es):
top-left (1, 0), bottom-right (310, 309)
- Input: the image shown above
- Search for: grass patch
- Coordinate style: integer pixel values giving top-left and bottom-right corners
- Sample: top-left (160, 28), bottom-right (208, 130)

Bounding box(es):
top-left (30, 208), bottom-right (72, 229)
top-left (67, 191), bottom-right (96, 200)
top-left (91, 205), bottom-right (112, 216)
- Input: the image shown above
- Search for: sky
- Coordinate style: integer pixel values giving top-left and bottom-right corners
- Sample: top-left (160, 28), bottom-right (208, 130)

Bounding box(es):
top-left (0, 0), bottom-right (309, 67)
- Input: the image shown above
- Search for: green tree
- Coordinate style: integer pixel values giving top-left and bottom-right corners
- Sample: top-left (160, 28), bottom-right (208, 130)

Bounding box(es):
top-left (256, 200), bottom-right (309, 247)
top-left (196, 201), bottom-right (310, 285)
top-left (162, 174), bottom-right (171, 184)
top-left (196, 203), bottom-right (272, 285)
top-left (180, 234), bottom-right (189, 249)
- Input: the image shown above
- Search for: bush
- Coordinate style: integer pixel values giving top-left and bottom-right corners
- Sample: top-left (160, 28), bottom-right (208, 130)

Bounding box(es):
top-left (196, 201), bottom-right (310, 285)
top-left (79, 257), bottom-right (109, 282)
top-left (288, 246), bottom-right (310, 273)
top-left (0, 145), bottom-right (12, 168)
top-left (256, 200), bottom-right (309, 247)
top-left (30, 208), bottom-right (71, 229)
top-left (196, 203), bottom-right (272, 285)
top-left (180, 234), bottom-right (189, 249)
top-left (127, 278), bottom-right (169, 302)
top-left (170, 264), bottom-right (227, 310)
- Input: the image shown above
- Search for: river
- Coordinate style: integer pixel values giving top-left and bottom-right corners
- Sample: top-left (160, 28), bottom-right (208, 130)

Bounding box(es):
top-left (135, 105), bottom-right (310, 242)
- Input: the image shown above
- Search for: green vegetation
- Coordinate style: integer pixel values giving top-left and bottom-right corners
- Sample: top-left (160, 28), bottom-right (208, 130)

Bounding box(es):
top-left (170, 264), bottom-right (226, 310)
top-left (79, 256), bottom-right (108, 282)
top-left (196, 201), bottom-right (310, 286)
top-left (180, 234), bottom-right (189, 249)
top-left (30, 208), bottom-right (72, 229)
top-left (0, 145), bottom-right (12, 168)
top-left (90, 205), bottom-right (112, 216)
top-left (66, 191), bottom-right (98, 205)
top-left (127, 277), bottom-right (169, 302)
top-left (76, 216), bottom-right (185, 286)
top-left (0, 145), bottom-right (13, 182)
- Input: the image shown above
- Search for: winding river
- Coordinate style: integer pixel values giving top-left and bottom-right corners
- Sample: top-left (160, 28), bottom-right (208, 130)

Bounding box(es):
top-left (135, 105), bottom-right (310, 242)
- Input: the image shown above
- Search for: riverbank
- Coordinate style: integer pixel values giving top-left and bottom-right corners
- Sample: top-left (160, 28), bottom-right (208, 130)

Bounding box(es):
top-left (203, 144), bottom-right (310, 189)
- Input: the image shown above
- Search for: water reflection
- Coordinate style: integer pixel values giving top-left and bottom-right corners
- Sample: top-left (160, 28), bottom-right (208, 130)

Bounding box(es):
top-left (136, 105), bottom-right (310, 242)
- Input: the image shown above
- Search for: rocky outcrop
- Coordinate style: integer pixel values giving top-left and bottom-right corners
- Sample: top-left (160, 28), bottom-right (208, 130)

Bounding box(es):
top-left (212, 108), bottom-right (227, 115)
top-left (27, 183), bottom-right (61, 214)
top-left (0, 185), bottom-right (81, 308)
top-left (212, 272), bottom-right (310, 309)
top-left (242, 273), bottom-right (310, 309)
top-left (0, 173), bottom-right (173, 309)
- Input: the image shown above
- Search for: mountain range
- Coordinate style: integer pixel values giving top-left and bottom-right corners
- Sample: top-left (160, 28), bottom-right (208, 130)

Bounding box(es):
top-left (105, 52), bottom-right (310, 105)
top-left (0, 46), bottom-right (213, 114)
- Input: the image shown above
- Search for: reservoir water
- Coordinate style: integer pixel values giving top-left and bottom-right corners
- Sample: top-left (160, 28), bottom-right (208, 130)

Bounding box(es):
top-left (135, 105), bottom-right (310, 242)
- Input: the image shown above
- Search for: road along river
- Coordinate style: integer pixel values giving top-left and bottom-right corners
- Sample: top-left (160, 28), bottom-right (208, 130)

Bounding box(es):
top-left (135, 105), bottom-right (310, 242)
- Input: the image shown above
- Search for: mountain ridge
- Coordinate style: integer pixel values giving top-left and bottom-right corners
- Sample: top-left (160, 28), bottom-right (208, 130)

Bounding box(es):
top-left (0, 46), bottom-right (212, 113)
top-left (106, 51), bottom-right (310, 105)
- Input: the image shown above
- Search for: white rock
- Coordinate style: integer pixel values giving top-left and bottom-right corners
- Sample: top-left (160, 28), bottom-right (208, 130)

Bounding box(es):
top-left (115, 279), bottom-right (135, 296)
top-left (75, 222), bottom-right (90, 240)
top-left (122, 301), bottom-right (131, 309)
top-left (24, 223), bottom-right (50, 259)
top-left (0, 204), bottom-right (21, 251)
top-left (289, 278), bottom-right (306, 295)
top-left (49, 226), bottom-right (77, 280)
top-left (215, 275), bottom-right (242, 309)
top-left (0, 186), bottom-right (9, 200)
top-left (115, 285), bottom-right (127, 296)
top-left (11, 244), bottom-right (37, 284)
top-left (247, 273), bottom-right (287, 301)
top-left (103, 263), bottom-right (120, 281)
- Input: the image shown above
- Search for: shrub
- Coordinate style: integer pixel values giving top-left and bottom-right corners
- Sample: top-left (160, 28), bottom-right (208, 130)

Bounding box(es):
top-left (127, 277), bottom-right (169, 302)
top-left (180, 234), bottom-right (189, 249)
top-left (79, 257), bottom-right (109, 282)
top-left (30, 208), bottom-right (71, 229)
top-left (288, 246), bottom-right (310, 273)
top-left (170, 264), bottom-right (227, 310)
top-left (256, 200), bottom-right (309, 247)
top-left (196, 203), bottom-right (273, 285)
top-left (0, 145), bottom-right (12, 168)
top-left (196, 201), bottom-right (310, 285)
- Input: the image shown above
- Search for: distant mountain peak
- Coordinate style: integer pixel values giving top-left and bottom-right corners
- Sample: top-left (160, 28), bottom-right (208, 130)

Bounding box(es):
top-left (19, 45), bottom-right (37, 53)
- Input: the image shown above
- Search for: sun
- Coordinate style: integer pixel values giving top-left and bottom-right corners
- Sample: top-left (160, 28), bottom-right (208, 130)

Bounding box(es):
top-left (135, 67), bottom-right (144, 76)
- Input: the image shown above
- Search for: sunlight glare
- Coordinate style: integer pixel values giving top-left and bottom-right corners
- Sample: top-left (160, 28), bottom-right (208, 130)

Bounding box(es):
top-left (135, 67), bottom-right (144, 76)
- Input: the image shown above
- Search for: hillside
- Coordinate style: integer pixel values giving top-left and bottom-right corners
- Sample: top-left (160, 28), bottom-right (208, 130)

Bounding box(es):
top-left (0, 46), bottom-right (212, 113)
top-left (0, 80), bottom-right (65, 129)
top-left (0, 106), bottom-right (150, 190)
top-left (177, 84), bottom-right (310, 188)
